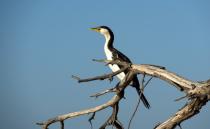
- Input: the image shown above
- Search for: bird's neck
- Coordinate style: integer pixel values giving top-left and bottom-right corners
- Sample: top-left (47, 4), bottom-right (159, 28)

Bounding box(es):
top-left (104, 32), bottom-right (114, 51)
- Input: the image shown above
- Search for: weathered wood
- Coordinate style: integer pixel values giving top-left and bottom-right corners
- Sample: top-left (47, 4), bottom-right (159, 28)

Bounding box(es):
top-left (37, 62), bottom-right (210, 129)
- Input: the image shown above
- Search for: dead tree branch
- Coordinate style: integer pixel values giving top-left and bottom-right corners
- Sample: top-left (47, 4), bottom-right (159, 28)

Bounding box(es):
top-left (37, 60), bottom-right (210, 129)
top-left (37, 65), bottom-right (135, 129)
top-left (131, 64), bottom-right (210, 129)
top-left (37, 93), bottom-right (123, 129)
top-left (72, 65), bottom-right (129, 83)
top-left (155, 97), bottom-right (208, 129)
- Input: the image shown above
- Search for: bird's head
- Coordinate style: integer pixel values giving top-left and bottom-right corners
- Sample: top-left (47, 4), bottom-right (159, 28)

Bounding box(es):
top-left (90, 26), bottom-right (113, 37)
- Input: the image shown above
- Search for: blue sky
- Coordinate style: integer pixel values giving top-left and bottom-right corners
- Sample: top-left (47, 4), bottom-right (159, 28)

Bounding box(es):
top-left (1, 0), bottom-right (210, 129)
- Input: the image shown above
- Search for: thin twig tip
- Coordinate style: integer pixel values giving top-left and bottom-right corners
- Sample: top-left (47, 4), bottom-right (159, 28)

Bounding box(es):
top-left (36, 122), bottom-right (43, 125)
top-left (71, 75), bottom-right (80, 81)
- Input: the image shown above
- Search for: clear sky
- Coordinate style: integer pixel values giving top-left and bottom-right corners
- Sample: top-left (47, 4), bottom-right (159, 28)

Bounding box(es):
top-left (1, 0), bottom-right (210, 129)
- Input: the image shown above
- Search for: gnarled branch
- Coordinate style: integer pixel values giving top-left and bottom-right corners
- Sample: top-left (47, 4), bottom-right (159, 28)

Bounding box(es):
top-left (37, 60), bottom-right (210, 129)
top-left (37, 65), bottom-right (134, 129)
top-left (131, 64), bottom-right (210, 129)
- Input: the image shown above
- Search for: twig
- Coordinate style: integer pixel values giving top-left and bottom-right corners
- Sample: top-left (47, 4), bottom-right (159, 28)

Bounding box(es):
top-left (88, 112), bottom-right (95, 129)
top-left (90, 82), bottom-right (124, 98)
top-left (92, 59), bottom-right (108, 63)
top-left (141, 73), bottom-right (146, 90)
top-left (90, 88), bottom-right (115, 98)
top-left (143, 76), bottom-right (153, 90)
top-left (128, 74), bottom-right (151, 129)
top-left (72, 66), bottom-right (129, 83)
top-left (128, 95), bottom-right (141, 129)
top-left (99, 102), bottom-right (124, 129)
top-left (174, 95), bottom-right (188, 102)
top-left (99, 71), bottom-right (134, 129)
top-left (92, 59), bottom-right (114, 66)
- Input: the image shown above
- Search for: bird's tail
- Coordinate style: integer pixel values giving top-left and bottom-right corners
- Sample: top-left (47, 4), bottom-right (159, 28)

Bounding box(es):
top-left (132, 76), bottom-right (150, 109)
top-left (139, 92), bottom-right (150, 109)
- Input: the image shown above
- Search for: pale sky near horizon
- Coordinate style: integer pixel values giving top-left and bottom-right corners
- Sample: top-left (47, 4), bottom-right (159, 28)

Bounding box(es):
top-left (1, 0), bottom-right (210, 129)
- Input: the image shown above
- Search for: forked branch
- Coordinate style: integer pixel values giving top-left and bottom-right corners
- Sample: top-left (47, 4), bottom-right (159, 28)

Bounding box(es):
top-left (131, 64), bottom-right (210, 129)
top-left (37, 65), bottom-right (134, 129)
top-left (37, 60), bottom-right (210, 129)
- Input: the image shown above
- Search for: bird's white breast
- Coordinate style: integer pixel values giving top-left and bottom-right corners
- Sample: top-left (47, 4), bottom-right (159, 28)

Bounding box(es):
top-left (104, 44), bottom-right (125, 80)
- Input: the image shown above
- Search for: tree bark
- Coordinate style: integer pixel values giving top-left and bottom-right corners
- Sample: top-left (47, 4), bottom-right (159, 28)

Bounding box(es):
top-left (37, 62), bottom-right (210, 129)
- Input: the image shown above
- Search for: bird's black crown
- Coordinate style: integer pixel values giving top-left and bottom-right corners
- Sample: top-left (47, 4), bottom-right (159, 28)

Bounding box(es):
top-left (99, 26), bottom-right (113, 32)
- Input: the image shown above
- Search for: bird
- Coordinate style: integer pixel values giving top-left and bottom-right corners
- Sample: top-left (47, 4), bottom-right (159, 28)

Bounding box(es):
top-left (90, 26), bottom-right (150, 109)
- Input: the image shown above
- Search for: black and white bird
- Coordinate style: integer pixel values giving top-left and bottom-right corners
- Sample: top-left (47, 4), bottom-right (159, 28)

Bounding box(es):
top-left (91, 26), bottom-right (150, 109)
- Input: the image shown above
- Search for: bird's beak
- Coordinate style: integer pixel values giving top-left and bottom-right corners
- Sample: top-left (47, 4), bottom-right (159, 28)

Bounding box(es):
top-left (90, 27), bottom-right (100, 32)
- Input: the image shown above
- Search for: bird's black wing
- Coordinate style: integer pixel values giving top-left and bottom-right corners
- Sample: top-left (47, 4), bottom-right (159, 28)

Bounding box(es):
top-left (111, 48), bottom-right (132, 63)
top-left (132, 76), bottom-right (150, 109)
top-left (112, 48), bottom-right (150, 109)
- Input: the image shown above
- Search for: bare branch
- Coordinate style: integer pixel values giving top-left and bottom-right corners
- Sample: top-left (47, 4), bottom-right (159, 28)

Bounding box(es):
top-left (128, 74), bottom-right (146, 129)
top-left (155, 97), bottom-right (208, 129)
top-left (174, 95), bottom-right (188, 102)
top-left (37, 69), bottom-right (135, 129)
top-left (131, 64), bottom-right (210, 129)
top-left (88, 112), bottom-right (95, 129)
top-left (92, 58), bottom-right (131, 67)
top-left (128, 74), bottom-right (153, 129)
top-left (37, 94), bottom-right (122, 129)
top-left (90, 88), bottom-right (116, 98)
top-left (128, 95), bottom-right (141, 129)
top-left (143, 76), bottom-right (153, 90)
top-left (99, 102), bottom-right (124, 129)
top-left (132, 64), bottom-right (197, 92)
top-left (72, 66), bottom-right (129, 83)
top-left (38, 60), bottom-right (210, 129)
